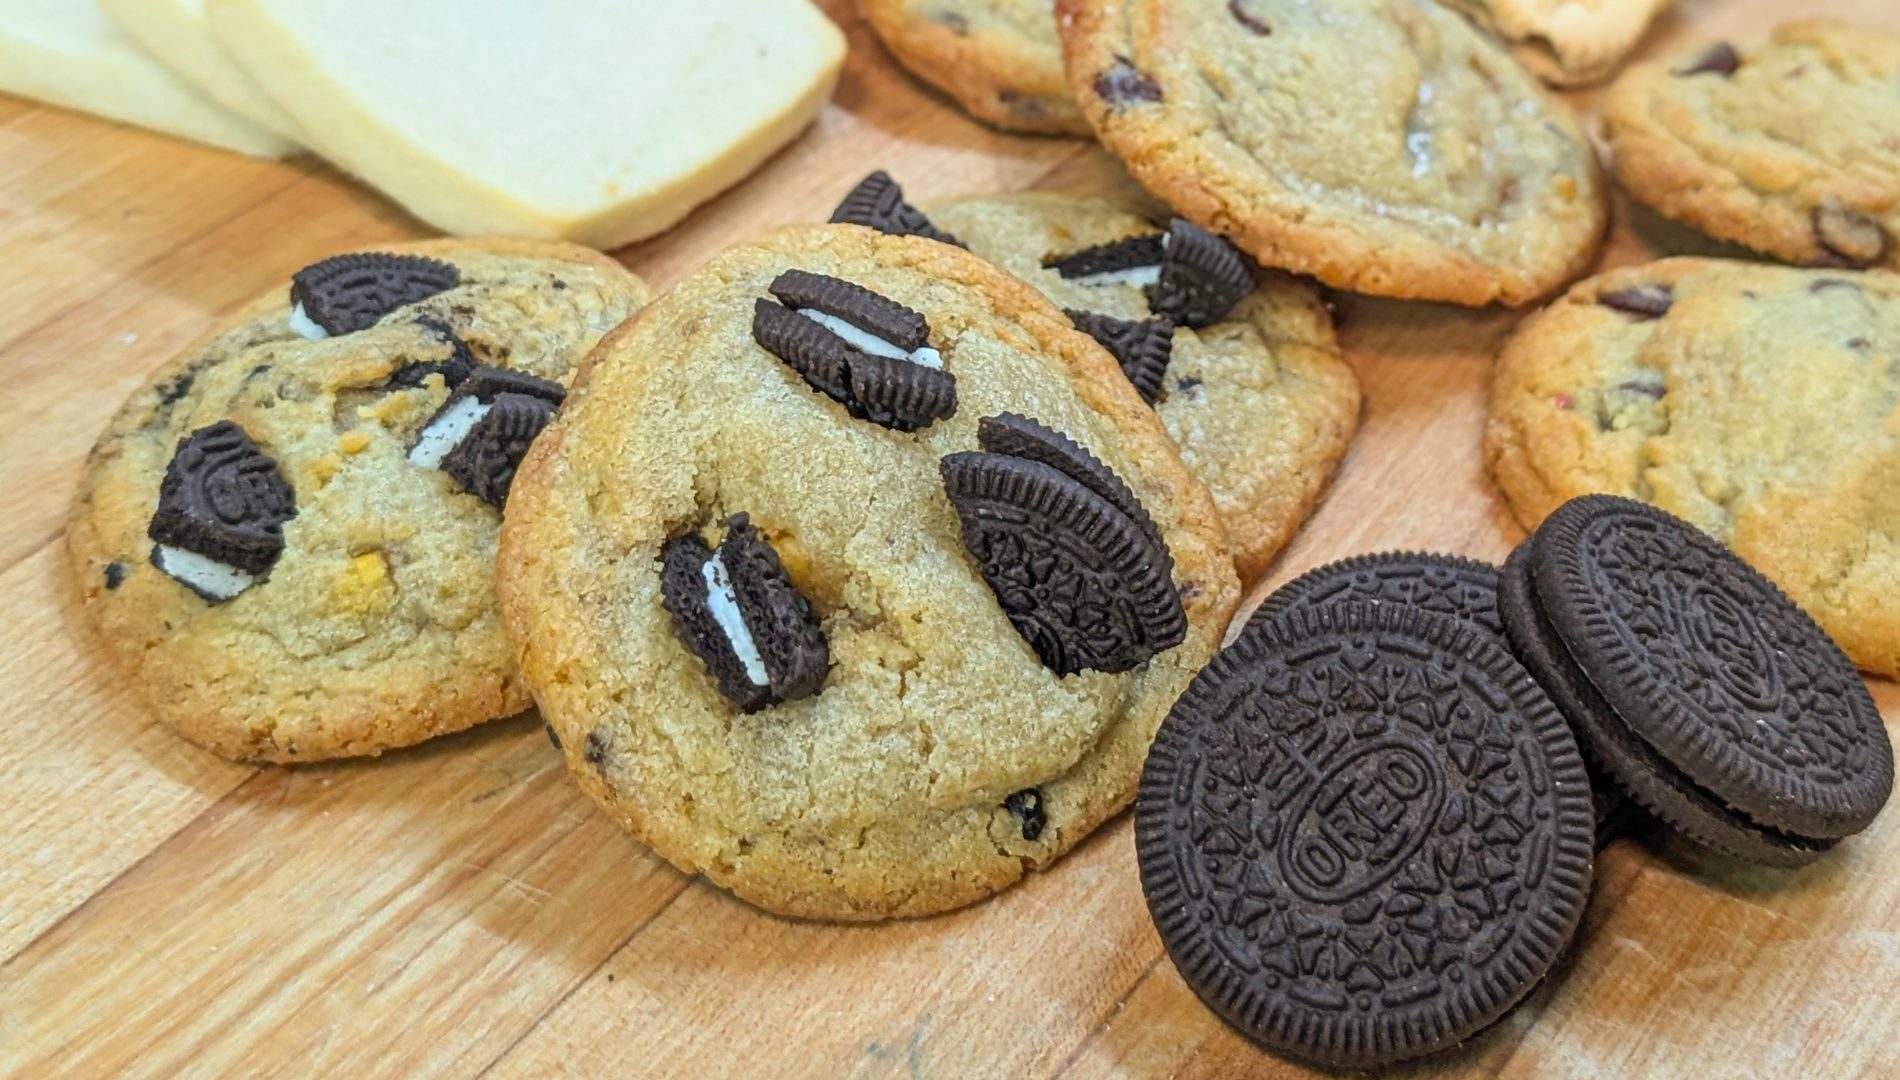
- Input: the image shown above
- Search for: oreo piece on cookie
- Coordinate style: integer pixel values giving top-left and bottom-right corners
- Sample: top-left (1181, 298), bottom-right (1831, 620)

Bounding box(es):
top-left (1497, 542), bottom-right (1828, 867)
top-left (288, 253), bottom-right (461, 338)
top-left (1045, 232), bottom-right (1167, 284)
top-left (1064, 310), bottom-right (1173, 404)
top-left (389, 316), bottom-right (479, 389)
top-left (409, 364), bottom-right (566, 508)
top-left (1136, 602), bottom-right (1595, 1071)
top-left (147, 421), bottom-right (297, 602)
top-left (829, 171), bottom-right (965, 248)
top-left (942, 419), bottom-right (1184, 676)
top-left (1531, 495), bottom-right (1893, 842)
top-left (752, 270), bottom-right (957, 431)
top-left (660, 513), bottom-right (829, 713)
top-left (1254, 552), bottom-right (1505, 638)
top-left (1046, 220), bottom-right (1252, 329)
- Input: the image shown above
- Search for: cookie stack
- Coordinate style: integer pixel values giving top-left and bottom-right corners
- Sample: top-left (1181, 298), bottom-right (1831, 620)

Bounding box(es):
top-left (1133, 497), bottom-right (1893, 1070)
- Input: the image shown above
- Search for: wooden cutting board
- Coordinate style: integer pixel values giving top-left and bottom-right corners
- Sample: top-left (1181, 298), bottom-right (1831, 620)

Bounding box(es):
top-left (1, 1), bottom-right (1895, 1076)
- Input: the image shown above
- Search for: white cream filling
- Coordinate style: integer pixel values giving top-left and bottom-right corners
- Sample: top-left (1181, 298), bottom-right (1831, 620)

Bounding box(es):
top-left (1068, 230), bottom-right (1171, 288)
top-left (154, 545), bottom-right (255, 601)
top-left (407, 396), bottom-right (491, 469)
top-left (702, 553), bottom-right (768, 687)
top-left (288, 302), bottom-right (330, 341)
top-left (796, 308), bottom-right (943, 369)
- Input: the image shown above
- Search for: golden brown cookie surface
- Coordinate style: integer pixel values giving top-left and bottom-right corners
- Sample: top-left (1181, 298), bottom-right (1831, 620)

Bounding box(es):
top-left (861, 0), bottom-right (1088, 135)
top-left (67, 238), bottom-right (650, 762)
top-left (1440, 0), bottom-right (1675, 86)
top-left (498, 224), bottom-right (1238, 921)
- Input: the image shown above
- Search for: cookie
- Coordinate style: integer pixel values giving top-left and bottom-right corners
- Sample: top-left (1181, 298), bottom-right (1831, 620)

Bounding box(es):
top-left (1604, 21), bottom-right (1900, 271)
top-left (1532, 496), bottom-right (1893, 842)
top-left (920, 192), bottom-right (1361, 583)
top-left (497, 223), bottom-right (1239, 921)
top-left (1136, 602), bottom-right (1595, 1070)
top-left (1496, 542), bottom-right (1833, 868)
top-left (1439, 0), bottom-right (1675, 87)
top-left (1055, 0), bottom-right (1607, 306)
top-left (1484, 258), bottom-right (1900, 677)
top-left (861, 0), bottom-right (1090, 135)
top-left (1253, 552), bottom-right (1503, 638)
top-left (67, 238), bottom-right (651, 762)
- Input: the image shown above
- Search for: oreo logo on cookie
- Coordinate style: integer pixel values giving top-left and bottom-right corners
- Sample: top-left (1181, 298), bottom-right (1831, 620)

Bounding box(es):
top-left (943, 415), bottom-right (1183, 675)
top-left (752, 270), bottom-right (957, 431)
top-left (147, 421), bottom-right (297, 602)
top-left (289, 253), bottom-right (461, 338)
top-left (830, 171), bottom-right (965, 248)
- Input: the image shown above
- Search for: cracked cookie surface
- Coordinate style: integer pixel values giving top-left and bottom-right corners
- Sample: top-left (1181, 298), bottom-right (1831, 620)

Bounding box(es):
top-left (928, 193), bottom-right (1360, 583)
top-left (68, 238), bottom-right (650, 761)
top-left (1604, 20), bottom-right (1900, 271)
top-left (863, 0), bottom-right (1088, 134)
top-left (1055, 0), bottom-right (1607, 306)
top-left (1484, 257), bottom-right (1900, 677)
top-left (497, 224), bottom-right (1238, 921)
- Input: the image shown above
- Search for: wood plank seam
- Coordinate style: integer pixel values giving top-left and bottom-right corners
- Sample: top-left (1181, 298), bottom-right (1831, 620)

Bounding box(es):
top-left (1045, 952), bottom-right (1167, 1080)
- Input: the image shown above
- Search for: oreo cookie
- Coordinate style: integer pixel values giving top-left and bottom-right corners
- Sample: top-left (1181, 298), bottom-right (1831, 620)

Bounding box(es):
top-left (408, 364), bottom-right (566, 508)
top-left (390, 316), bottom-right (479, 388)
top-left (1531, 495), bottom-right (1892, 842)
top-left (1135, 603), bottom-right (1595, 1070)
top-left (147, 421), bottom-right (297, 602)
top-left (942, 418), bottom-right (1184, 675)
top-left (829, 171), bottom-right (964, 247)
top-left (1046, 233), bottom-right (1167, 282)
top-left (660, 514), bottom-right (829, 713)
top-left (1046, 220), bottom-right (1251, 329)
top-left (1064, 310), bottom-right (1174, 404)
top-left (288, 253), bottom-right (460, 338)
top-left (752, 270), bottom-right (957, 431)
top-left (1497, 542), bottom-right (1829, 868)
top-left (1253, 552), bottom-right (1505, 638)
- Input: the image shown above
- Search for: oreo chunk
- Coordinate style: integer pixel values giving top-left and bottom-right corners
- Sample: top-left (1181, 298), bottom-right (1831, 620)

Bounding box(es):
top-left (976, 413), bottom-right (1166, 560)
top-left (1597, 284), bottom-right (1673, 320)
top-left (1254, 552), bottom-right (1504, 637)
top-left (1046, 233), bottom-right (1167, 280)
top-left (410, 364), bottom-right (566, 508)
top-left (660, 514), bottom-right (829, 713)
top-left (289, 253), bottom-right (460, 336)
top-left (1004, 789), bottom-right (1047, 841)
top-left (752, 272), bottom-right (957, 432)
top-left (390, 316), bottom-right (478, 388)
top-left (1533, 495), bottom-right (1893, 841)
top-left (1064, 310), bottom-right (1174, 404)
top-left (1135, 603), bottom-right (1595, 1070)
top-left (148, 421), bottom-right (296, 580)
top-left (1497, 542), bottom-right (1822, 866)
top-left (941, 430), bottom-right (1184, 675)
top-left (1147, 220), bottom-right (1252, 328)
top-left (829, 171), bottom-right (965, 247)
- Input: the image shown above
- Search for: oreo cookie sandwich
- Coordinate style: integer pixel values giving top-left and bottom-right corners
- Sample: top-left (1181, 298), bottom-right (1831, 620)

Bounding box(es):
top-left (1136, 602), bottom-right (1596, 1070)
top-left (1499, 495), bottom-right (1894, 867)
top-left (68, 239), bottom-right (650, 761)
top-left (831, 177), bottom-right (1361, 584)
top-left (497, 223), bottom-right (1239, 921)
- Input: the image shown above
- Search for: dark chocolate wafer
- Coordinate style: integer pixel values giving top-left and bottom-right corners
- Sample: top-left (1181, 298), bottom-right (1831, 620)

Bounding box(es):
top-left (752, 275), bottom-right (957, 432)
top-left (1147, 219), bottom-right (1253, 328)
top-left (1045, 232), bottom-right (1166, 279)
top-left (1064, 310), bottom-right (1173, 404)
top-left (829, 171), bottom-right (965, 247)
top-left (439, 394), bottom-right (558, 509)
top-left (1136, 602), bottom-right (1595, 1071)
top-left (1253, 552), bottom-right (1505, 638)
top-left (290, 253), bottom-right (460, 336)
top-left (148, 421), bottom-right (296, 577)
top-left (976, 413), bottom-right (1167, 560)
top-left (1533, 496), bottom-right (1892, 840)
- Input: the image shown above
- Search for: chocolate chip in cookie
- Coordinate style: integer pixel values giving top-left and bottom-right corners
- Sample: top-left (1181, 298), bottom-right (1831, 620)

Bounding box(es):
top-left (941, 423), bottom-right (1185, 675)
top-left (147, 421), bottom-right (297, 601)
top-left (289, 253), bottom-right (461, 338)
top-left (1148, 220), bottom-right (1253, 328)
top-left (660, 514), bottom-right (830, 713)
top-left (1064, 310), bottom-right (1174, 404)
top-left (1004, 788), bottom-right (1046, 841)
top-left (409, 364), bottom-right (566, 507)
top-left (1227, 0), bottom-right (1271, 35)
top-left (753, 271), bottom-right (958, 431)
top-left (1676, 41), bottom-right (1741, 77)
top-left (1093, 56), bottom-right (1164, 106)
top-left (1812, 200), bottom-right (1891, 269)
top-left (830, 171), bottom-right (965, 247)
top-left (1597, 284), bottom-right (1674, 320)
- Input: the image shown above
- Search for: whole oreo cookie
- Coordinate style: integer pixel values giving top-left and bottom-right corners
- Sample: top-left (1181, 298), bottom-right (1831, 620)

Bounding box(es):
top-left (147, 421), bottom-right (296, 594)
top-left (1136, 602), bottom-right (1595, 1070)
top-left (289, 253), bottom-right (461, 337)
top-left (1254, 552), bottom-right (1504, 638)
top-left (660, 513), bottom-right (829, 713)
top-left (1063, 310), bottom-right (1173, 404)
top-left (942, 428), bottom-right (1185, 675)
top-left (1533, 495), bottom-right (1893, 840)
top-left (1497, 542), bottom-right (1829, 868)
top-left (829, 171), bottom-right (964, 247)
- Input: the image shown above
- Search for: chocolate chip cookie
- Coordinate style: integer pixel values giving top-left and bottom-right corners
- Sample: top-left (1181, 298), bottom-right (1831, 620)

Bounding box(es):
top-left (862, 0), bottom-right (1090, 134)
top-left (1604, 21), bottom-right (1900, 271)
top-left (497, 223), bottom-right (1239, 921)
top-left (923, 192), bottom-right (1360, 583)
top-left (1056, 0), bottom-right (1607, 306)
top-left (1440, 0), bottom-right (1675, 87)
top-left (67, 239), bottom-right (651, 761)
top-left (1484, 257), bottom-right (1900, 678)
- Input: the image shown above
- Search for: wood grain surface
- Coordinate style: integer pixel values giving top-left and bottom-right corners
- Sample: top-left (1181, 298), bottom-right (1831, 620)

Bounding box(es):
top-left (2, 1), bottom-right (1897, 1077)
